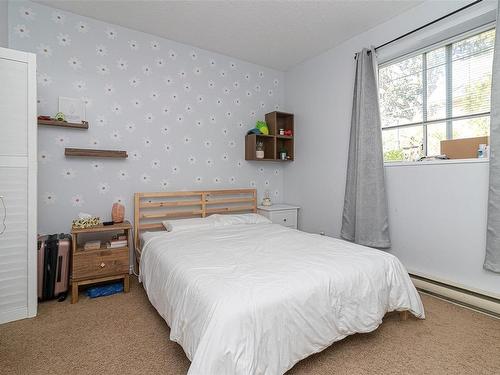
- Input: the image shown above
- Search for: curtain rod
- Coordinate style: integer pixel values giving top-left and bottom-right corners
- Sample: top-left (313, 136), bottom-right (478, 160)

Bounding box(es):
top-left (354, 0), bottom-right (484, 58)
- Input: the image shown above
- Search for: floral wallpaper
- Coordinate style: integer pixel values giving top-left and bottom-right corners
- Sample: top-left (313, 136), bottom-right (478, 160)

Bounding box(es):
top-left (9, 1), bottom-right (285, 234)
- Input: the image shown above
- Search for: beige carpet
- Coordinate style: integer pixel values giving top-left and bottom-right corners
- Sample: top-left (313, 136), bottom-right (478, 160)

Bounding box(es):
top-left (1, 276), bottom-right (499, 375)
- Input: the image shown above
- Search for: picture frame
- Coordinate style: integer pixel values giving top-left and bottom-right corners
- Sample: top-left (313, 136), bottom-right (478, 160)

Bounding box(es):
top-left (58, 96), bottom-right (85, 123)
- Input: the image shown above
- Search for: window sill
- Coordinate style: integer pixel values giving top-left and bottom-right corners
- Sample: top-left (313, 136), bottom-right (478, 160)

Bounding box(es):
top-left (384, 158), bottom-right (489, 167)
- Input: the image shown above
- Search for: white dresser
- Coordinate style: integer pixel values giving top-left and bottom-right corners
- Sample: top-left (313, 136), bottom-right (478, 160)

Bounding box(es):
top-left (257, 204), bottom-right (300, 229)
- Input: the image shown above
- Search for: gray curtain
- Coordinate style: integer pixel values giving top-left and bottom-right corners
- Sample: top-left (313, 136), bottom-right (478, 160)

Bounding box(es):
top-left (341, 48), bottom-right (391, 248)
top-left (485, 7), bottom-right (500, 273)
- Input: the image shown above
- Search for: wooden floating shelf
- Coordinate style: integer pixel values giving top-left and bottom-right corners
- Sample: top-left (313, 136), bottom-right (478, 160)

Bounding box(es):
top-left (38, 119), bottom-right (89, 129)
top-left (251, 158), bottom-right (292, 162)
top-left (65, 148), bottom-right (128, 158)
top-left (246, 159), bottom-right (294, 163)
top-left (245, 111), bottom-right (294, 162)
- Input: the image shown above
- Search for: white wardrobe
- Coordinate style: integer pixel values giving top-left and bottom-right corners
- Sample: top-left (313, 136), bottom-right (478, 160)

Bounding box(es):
top-left (0, 47), bottom-right (37, 324)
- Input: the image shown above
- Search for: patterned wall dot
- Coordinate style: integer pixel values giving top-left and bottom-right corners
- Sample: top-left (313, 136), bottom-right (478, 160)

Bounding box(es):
top-left (71, 194), bottom-right (84, 207)
top-left (10, 1), bottom-right (285, 234)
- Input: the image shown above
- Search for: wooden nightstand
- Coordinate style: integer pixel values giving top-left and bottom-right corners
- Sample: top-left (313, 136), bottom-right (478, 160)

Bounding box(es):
top-left (70, 221), bottom-right (131, 304)
top-left (257, 204), bottom-right (300, 229)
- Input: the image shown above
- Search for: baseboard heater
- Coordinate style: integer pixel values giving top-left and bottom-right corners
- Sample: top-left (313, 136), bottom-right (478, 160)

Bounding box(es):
top-left (410, 273), bottom-right (500, 317)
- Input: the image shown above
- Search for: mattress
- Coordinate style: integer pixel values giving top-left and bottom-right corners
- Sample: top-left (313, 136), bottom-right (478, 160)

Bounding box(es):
top-left (140, 222), bottom-right (424, 375)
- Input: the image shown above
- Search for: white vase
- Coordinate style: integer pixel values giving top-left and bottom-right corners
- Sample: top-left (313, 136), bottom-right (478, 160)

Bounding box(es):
top-left (256, 150), bottom-right (264, 159)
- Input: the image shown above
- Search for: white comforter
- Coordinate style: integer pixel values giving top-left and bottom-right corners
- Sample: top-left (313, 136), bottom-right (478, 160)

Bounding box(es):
top-left (140, 223), bottom-right (424, 375)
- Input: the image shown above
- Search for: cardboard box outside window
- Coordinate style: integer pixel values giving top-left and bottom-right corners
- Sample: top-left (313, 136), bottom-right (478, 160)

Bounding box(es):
top-left (440, 136), bottom-right (489, 159)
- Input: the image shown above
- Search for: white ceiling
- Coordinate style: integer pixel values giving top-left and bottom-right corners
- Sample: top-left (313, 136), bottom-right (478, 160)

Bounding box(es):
top-left (35, 1), bottom-right (424, 71)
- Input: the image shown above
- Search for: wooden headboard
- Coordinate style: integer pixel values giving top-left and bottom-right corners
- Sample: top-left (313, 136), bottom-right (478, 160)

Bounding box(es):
top-left (133, 189), bottom-right (257, 254)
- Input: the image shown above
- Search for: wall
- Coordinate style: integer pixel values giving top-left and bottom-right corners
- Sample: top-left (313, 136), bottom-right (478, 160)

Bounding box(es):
top-left (0, 0), bottom-right (7, 47)
top-left (6, 0), bottom-right (499, 296)
top-left (9, 1), bottom-right (285, 234)
top-left (284, 0), bottom-right (500, 297)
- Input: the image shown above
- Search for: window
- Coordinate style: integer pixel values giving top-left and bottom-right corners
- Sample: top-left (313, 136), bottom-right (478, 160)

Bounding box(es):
top-left (379, 27), bottom-right (495, 162)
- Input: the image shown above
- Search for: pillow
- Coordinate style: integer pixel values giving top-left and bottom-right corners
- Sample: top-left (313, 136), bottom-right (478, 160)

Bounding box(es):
top-left (212, 213), bottom-right (272, 226)
top-left (162, 216), bottom-right (217, 232)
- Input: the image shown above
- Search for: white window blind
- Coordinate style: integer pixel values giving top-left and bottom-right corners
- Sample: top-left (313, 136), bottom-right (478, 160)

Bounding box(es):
top-left (379, 27), bottom-right (495, 162)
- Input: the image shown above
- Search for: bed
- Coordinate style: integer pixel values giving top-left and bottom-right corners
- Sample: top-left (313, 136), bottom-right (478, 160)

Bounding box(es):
top-left (134, 189), bottom-right (425, 375)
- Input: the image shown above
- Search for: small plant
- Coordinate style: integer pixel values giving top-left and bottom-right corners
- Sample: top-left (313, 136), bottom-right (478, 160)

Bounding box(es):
top-left (278, 146), bottom-right (288, 160)
top-left (256, 141), bottom-right (265, 159)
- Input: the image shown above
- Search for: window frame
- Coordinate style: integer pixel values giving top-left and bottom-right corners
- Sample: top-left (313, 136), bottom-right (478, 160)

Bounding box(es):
top-left (378, 22), bottom-right (495, 163)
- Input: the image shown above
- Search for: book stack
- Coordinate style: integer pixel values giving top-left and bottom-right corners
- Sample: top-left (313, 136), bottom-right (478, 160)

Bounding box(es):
top-left (106, 233), bottom-right (128, 249)
top-left (84, 240), bottom-right (101, 250)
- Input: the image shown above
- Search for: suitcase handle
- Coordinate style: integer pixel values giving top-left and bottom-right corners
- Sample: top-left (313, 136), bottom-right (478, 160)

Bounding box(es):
top-left (56, 255), bottom-right (62, 282)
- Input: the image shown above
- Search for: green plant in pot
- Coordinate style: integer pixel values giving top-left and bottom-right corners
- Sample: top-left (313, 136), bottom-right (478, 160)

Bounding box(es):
top-left (279, 147), bottom-right (287, 160)
top-left (256, 141), bottom-right (265, 159)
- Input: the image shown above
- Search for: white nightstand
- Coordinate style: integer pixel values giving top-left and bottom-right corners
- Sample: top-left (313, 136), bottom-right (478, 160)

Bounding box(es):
top-left (257, 204), bottom-right (300, 229)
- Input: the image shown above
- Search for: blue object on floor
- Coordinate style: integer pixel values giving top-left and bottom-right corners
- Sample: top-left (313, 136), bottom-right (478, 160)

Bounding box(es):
top-left (86, 282), bottom-right (123, 298)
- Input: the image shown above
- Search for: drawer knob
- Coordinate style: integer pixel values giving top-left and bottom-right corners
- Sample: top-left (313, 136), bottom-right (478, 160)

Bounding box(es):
top-left (100, 262), bottom-right (106, 268)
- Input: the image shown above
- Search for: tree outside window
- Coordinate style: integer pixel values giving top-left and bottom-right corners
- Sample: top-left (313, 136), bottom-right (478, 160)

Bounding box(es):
top-left (379, 28), bottom-right (495, 162)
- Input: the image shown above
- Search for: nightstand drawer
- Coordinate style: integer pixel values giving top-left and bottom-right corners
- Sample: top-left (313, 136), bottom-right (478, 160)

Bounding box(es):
top-left (268, 210), bottom-right (297, 228)
top-left (72, 248), bottom-right (129, 281)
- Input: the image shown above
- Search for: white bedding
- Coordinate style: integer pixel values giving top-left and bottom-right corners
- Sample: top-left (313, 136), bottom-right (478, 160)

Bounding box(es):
top-left (140, 223), bottom-right (424, 375)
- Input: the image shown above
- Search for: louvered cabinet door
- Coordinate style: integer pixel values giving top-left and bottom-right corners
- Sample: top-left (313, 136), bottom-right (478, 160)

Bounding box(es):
top-left (0, 168), bottom-right (28, 315)
top-left (0, 48), bottom-right (37, 324)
